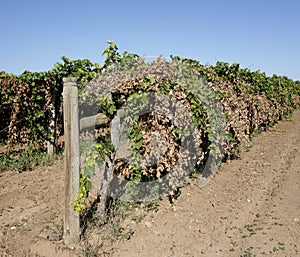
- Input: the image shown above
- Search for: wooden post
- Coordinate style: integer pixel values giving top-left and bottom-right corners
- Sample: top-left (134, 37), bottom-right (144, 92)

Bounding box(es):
top-left (63, 77), bottom-right (80, 244)
top-left (47, 101), bottom-right (55, 154)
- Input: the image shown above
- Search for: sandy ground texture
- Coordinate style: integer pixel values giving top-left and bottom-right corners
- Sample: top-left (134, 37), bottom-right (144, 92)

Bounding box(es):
top-left (0, 110), bottom-right (300, 257)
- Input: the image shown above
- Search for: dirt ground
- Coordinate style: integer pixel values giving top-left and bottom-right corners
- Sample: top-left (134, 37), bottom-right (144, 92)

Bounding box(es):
top-left (1, 110), bottom-right (300, 257)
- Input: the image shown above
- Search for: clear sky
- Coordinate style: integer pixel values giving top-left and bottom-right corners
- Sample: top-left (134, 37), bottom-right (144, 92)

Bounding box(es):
top-left (0, 0), bottom-right (299, 80)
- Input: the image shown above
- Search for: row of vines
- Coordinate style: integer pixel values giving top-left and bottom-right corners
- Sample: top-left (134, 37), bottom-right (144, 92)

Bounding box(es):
top-left (76, 52), bottom-right (300, 206)
top-left (0, 41), bottom-right (144, 150)
top-left (0, 56), bottom-right (103, 150)
top-left (1, 41), bottom-right (300, 207)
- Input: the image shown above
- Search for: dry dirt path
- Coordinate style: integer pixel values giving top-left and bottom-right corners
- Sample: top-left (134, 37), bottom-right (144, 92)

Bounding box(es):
top-left (0, 111), bottom-right (300, 257)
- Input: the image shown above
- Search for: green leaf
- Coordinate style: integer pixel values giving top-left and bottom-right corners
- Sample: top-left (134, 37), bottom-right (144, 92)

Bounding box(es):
top-left (95, 143), bottom-right (103, 149)
top-left (135, 140), bottom-right (143, 150)
top-left (86, 157), bottom-right (95, 167)
top-left (150, 77), bottom-right (156, 84)
top-left (84, 165), bottom-right (95, 178)
top-left (85, 179), bottom-right (92, 192)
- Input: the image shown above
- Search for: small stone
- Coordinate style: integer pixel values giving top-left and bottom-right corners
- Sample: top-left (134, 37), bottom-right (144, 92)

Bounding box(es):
top-left (145, 221), bottom-right (153, 228)
top-left (10, 226), bottom-right (16, 230)
top-left (294, 218), bottom-right (299, 223)
top-left (153, 231), bottom-right (160, 236)
top-left (198, 177), bottom-right (210, 188)
top-left (247, 199), bottom-right (251, 203)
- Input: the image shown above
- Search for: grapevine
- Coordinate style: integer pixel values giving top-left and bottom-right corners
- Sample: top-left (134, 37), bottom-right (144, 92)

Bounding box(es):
top-left (1, 41), bottom-right (300, 212)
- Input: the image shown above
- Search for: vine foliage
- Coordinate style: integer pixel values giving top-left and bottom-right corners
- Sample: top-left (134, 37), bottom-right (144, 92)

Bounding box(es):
top-left (1, 41), bottom-right (300, 212)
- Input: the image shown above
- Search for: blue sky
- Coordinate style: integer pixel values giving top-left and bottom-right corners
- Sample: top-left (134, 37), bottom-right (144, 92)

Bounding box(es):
top-left (0, 0), bottom-right (299, 80)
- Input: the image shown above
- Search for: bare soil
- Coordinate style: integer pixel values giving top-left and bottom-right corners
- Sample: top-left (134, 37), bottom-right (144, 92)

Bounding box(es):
top-left (1, 111), bottom-right (300, 257)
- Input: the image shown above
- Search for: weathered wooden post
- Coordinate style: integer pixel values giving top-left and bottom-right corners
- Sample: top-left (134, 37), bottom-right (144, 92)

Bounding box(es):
top-left (63, 77), bottom-right (80, 244)
top-left (47, 101), bottom-right (56, 154)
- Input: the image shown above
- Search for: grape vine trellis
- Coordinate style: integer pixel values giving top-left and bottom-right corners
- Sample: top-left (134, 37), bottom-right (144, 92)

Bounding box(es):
top-left (76, 44), bottom-right (300, 213)
top-left (1, 41), bottom-right (300, 244)
top-left (1, 41), bottom-right (299, 155)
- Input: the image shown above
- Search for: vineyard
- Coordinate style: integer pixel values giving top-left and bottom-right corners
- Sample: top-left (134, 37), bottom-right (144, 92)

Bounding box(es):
top-left (1, 41), bottom-right (299, 171)
top-left (1, 41), bottom-right (300, 255)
